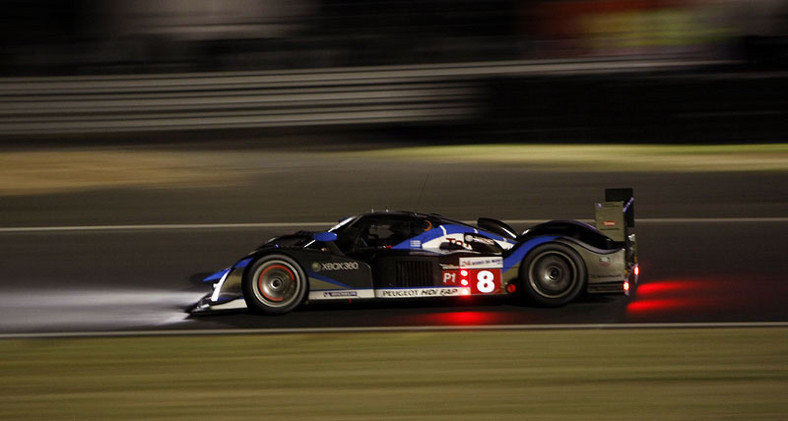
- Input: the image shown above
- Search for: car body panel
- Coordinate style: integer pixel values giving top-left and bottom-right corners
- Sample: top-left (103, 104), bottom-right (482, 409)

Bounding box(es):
top-left (192, 190), bottom-right (637, 314)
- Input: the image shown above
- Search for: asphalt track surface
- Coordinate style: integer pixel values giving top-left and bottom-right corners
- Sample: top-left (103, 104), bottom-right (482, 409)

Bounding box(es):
top-left (1, 152), bottom-right (786, 334)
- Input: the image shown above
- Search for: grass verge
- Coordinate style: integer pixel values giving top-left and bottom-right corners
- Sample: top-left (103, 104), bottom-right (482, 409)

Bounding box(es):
top-left (351, 143), bottom-right (788, 172)
top-left (1, 328), bottom-right (786, 420)
top-left (1, 144), bottom-right (785, 196)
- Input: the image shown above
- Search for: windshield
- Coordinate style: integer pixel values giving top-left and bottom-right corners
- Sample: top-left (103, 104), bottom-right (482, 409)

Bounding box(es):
top-left (328, 216), bottom-right (355, 234)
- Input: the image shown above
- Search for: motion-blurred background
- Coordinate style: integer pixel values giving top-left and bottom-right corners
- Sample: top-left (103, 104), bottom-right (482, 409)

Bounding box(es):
top-left (1, 0), bottom-right (786, 142)
top-left (4, 0), bottom-right (787, 71)
top-left (1, 5), bottom-right (786, 419)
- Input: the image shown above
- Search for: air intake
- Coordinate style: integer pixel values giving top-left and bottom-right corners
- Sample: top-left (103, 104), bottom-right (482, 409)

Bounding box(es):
top-left (395, 260), bottom-right (434, 288)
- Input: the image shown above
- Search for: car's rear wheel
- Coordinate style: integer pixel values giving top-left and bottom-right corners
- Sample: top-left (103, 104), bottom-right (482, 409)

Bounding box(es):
top-left (243, 254), bottom-right (307, 314)
top-left (521, 243), bottom-right (586, 306)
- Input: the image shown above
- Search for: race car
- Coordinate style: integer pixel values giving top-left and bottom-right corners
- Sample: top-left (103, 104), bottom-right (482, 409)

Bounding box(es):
top-left (191, 188), bottom-right (638, 314)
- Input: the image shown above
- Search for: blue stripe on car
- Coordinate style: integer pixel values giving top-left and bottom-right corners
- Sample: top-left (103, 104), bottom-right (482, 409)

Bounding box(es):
top-left (202, 268), bottom-right (230, 282)
top-left (392, 224), bottom-right (515, 250)
top-left (502, 236), bottom-right (558, 273)
top-left (203, 257), bottom-right (253, 282)
top-left (234, 257), bottom-right (253, 269)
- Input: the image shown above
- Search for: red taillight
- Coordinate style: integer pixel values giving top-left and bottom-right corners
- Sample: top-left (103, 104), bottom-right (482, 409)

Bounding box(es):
top-left (624, 280), bottom-right (630, 292)
top-left (506, 283), bottom-right (517, 294)
top-left (634, 266), bottom-right (640, 277)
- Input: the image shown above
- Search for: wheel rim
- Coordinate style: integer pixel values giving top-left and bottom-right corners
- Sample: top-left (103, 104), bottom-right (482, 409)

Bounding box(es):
top-left (252, 261), bottom-right (301, 308)
top-left (528, 251), bottom-right (578, 299)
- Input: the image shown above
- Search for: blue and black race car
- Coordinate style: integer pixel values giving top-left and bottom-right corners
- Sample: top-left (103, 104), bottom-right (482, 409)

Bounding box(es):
top-left (192, 189), bottom-right (638, 314)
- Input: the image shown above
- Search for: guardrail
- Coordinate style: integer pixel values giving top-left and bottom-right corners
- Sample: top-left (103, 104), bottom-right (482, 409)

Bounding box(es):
top-left (0, 59), bottom-right (726, 136)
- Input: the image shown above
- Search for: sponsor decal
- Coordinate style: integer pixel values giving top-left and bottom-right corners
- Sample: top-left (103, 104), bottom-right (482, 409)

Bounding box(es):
top-left (323, 291), bottom-right (358, 298)
top-left (380, 289), bottom-right (420, 297)
top-left (440, 264), bottom-right (460, 270)
top-left (445, 237), bottom-right (473, 250)
top-left (459, 256), bottom-right (503, 269)
top-left (312, 261), bottom-right (360, 272)
top-left (409, 239), bottom-right (422, 249)
top-left (309, 289), bottom-right (375, 300)
top-left (602, 220), bottom-right (618, 227)
top-left (377, 288), bottom-right (463, 298)
top-left (599, 256), bottom-right (612, 267)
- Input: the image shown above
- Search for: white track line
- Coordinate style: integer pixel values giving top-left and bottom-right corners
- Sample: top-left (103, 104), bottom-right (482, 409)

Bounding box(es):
top-left (1, 322), bottom-right (786, 340)
top-left (0, 222), bottom-right (329, 233)
top-left (623, 217), bottom-right (788, 224)
top-left (1, 218), bottom-right (786, 233)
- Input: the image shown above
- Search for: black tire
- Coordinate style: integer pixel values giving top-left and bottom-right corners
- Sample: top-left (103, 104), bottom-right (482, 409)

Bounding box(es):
top-left (521, 243), bottom-right (586, 307)
top-left (242, 254), bottom-right (307, 314)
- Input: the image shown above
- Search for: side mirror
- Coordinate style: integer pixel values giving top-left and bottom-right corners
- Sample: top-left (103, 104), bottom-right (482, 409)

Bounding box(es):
top-left (313, 232), bottom-right (338, 242)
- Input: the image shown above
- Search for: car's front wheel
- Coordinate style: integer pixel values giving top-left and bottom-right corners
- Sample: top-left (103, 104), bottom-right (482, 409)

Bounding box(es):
top-left (521, 243), bottom-right (586, 306)
top-left (243, 254), bottom-right (307, 314)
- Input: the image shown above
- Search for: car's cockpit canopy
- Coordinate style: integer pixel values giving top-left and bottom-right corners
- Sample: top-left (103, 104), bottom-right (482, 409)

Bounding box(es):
top-left (334, 213), bottom-right (434, 252)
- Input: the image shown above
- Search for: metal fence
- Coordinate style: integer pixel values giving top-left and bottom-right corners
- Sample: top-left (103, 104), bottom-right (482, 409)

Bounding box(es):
top-left (0, 59), bottom-right (726, 136)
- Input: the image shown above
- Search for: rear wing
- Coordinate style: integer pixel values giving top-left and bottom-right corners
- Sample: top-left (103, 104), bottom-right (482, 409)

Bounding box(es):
top-left (594, 188), bottom-right (634, 243)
